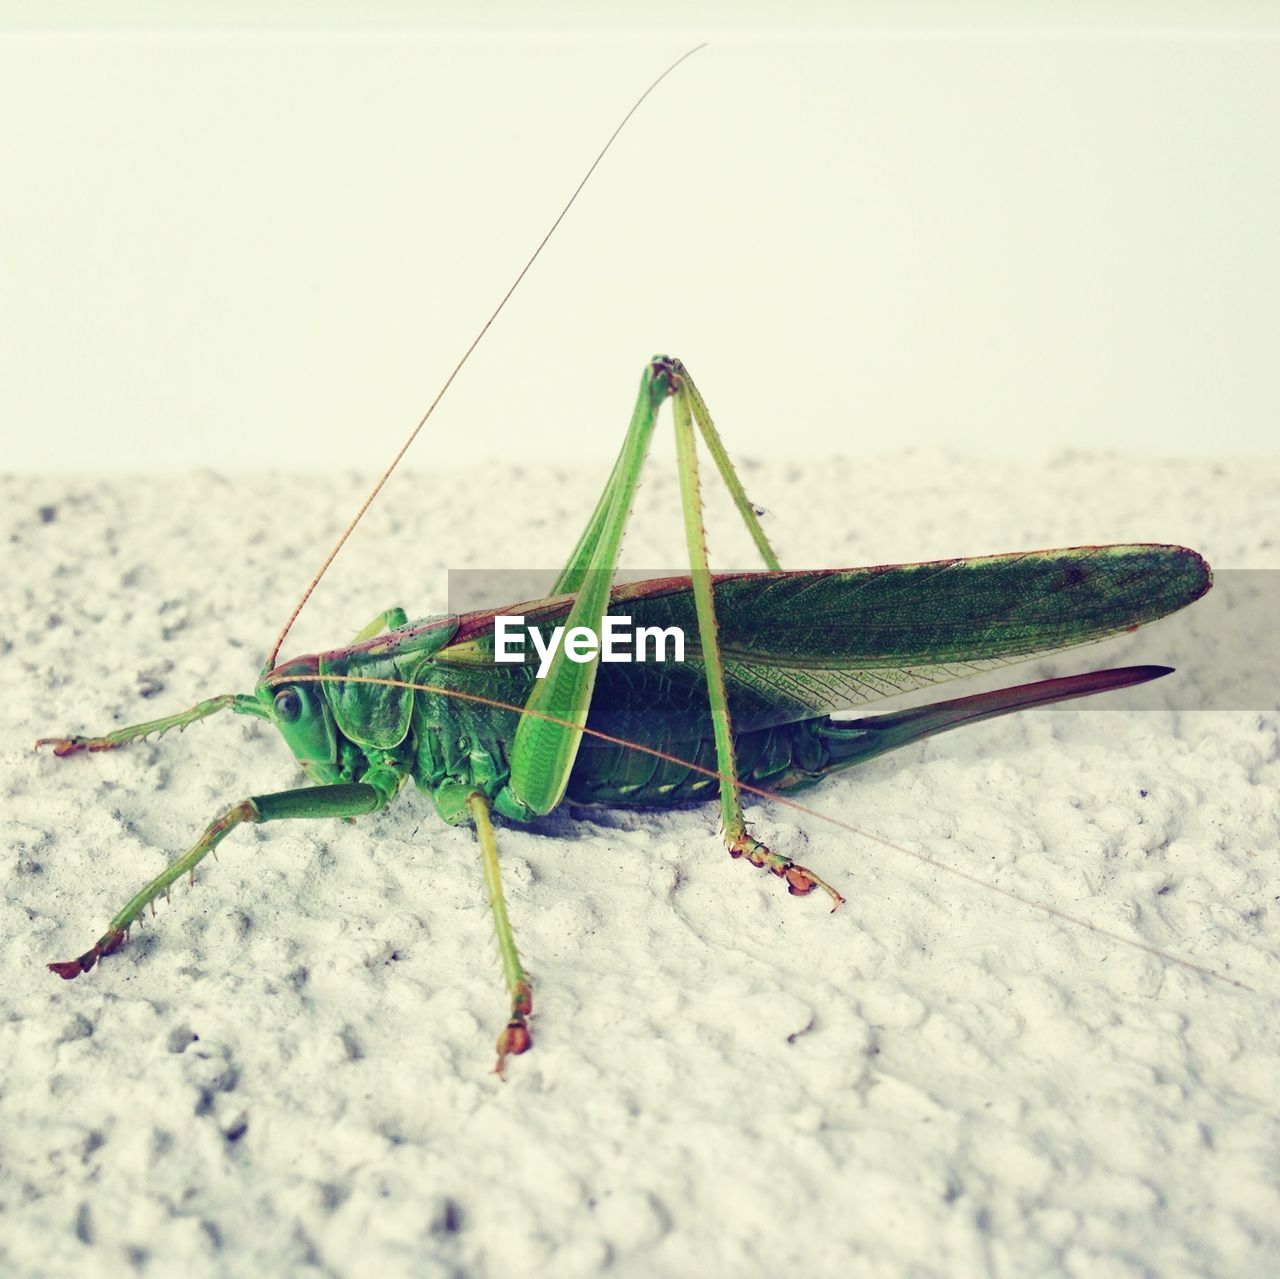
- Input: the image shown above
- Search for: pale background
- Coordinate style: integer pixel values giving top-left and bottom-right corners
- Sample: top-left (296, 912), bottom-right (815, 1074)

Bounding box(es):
top-left (2, 2), bottom-right (1277, 474)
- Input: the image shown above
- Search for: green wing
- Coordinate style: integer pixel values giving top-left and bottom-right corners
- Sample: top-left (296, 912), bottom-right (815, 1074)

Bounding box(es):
top-left (444, 544), bottom-right (1210, 739)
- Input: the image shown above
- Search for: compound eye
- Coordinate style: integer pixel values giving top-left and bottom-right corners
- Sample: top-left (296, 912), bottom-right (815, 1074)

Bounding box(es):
top-left (274, 688), bottom-right (303, 723)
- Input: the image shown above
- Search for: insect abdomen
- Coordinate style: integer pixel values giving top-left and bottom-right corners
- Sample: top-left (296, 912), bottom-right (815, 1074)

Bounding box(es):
top-left (563, 718), bottom-right (867, 808)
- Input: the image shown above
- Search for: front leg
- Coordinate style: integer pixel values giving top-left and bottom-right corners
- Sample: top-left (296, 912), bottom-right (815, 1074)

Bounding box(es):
top-left (49, 781), bottom-right (391, 977)
top-left (36, 692), bottom-right (264, 757)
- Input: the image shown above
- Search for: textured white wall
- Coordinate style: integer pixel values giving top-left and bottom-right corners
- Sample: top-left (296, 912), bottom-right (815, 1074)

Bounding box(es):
top-left (6, 452), bottom-right (1277, 1276)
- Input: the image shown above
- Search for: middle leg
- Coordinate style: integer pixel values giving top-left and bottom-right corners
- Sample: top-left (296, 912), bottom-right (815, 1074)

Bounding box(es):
top-left (467, 793), bottom-right (533, 1076)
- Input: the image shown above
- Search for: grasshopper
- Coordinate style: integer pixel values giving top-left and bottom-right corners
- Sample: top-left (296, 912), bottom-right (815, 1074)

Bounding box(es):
top-left (36, 52), bottom-right (1217, 1072)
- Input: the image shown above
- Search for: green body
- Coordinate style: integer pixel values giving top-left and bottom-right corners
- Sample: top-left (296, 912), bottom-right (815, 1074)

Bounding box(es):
top-left (40, 357), bottom-right (1212, 1069)
top-left (257, 542), bottom-right (1209, 824)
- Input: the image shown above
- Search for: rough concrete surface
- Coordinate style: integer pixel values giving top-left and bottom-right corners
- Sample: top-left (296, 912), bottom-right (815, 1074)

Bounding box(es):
top-left (3, 453), bottom-right (1277, 1278)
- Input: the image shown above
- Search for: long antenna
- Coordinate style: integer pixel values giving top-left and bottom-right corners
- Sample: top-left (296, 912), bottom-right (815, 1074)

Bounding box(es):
top-left (264, 43), bottom-right (708, 671)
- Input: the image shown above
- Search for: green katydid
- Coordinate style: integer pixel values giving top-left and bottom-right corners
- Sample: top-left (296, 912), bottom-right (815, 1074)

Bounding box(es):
top-left (36, 52), bottom-right (1219, 1073)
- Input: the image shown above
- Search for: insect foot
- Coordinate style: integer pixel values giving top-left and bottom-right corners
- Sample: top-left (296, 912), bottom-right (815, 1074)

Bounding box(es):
top-left (34, 735), bottom-right (116, 757)
top-left (727, 832), bottom-right (845, 912)
top-left (48, 927), bottom-right (128, 979)
top-left (493, 980), bottom-right (534, 1078)
top-left (46, 797), bottom-right (264, 983)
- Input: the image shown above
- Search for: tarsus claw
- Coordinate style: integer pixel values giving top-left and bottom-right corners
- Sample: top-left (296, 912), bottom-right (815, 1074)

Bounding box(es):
top-left (493, 980), bottom-right (534, 1077)
top-left (728, 832), bottom-right (844, 910)
top-left (34, 736), bottom-right (112, 757)
top-left (48, 929), bottom-right (126, 979)
top-left (494, 1018), bottom-right (533, 1078)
